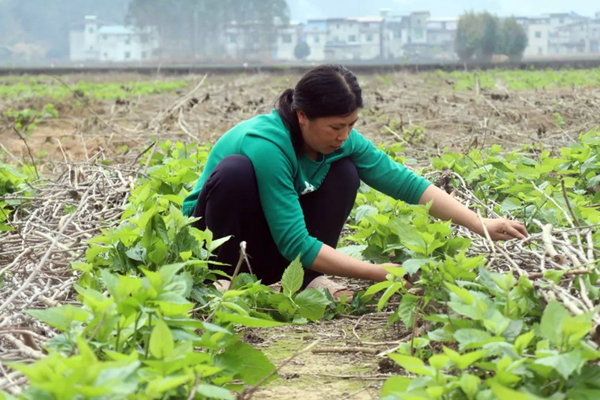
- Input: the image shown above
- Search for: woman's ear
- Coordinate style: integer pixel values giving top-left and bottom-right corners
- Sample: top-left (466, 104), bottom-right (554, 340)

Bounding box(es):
top-left (296, 110), bottom-right (307, 126)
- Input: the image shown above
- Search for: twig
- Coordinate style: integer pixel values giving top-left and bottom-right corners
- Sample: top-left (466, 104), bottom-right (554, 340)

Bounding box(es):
top-left (306, 372), bottom-right (392, 381)
top-left (527, 269), bottom-right (591, 279)
top-left (12, 126), bottom-right (39, 180)
top-left (0, 187), bottom-right (89, 314)
top-left (561, 180), bottom-right (580, 227)
top-left (410, 297), bottom-right (423, 356)
top-left (0, 141), bottom-right (23, 164)
top-left (476, 209), bottom-right (496, 254)
top-left (312, 346), bottom-right (379, 355)
top-left (4, 333), bottom-right (45, 359)
top-left (130, 140), bottom-right (157, 167)
top-left (540, 224), bottom-right (567, 264)
top-left (187, 374), bottom-right (200, 400)
top-left (142, 139), bottom-right (158, 176)
top-left (229, 241), bottom-right (248, 290)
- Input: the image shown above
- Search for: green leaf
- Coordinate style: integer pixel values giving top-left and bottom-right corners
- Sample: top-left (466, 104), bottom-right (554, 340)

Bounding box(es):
top-left (460, 374), bottom-right (481, 400)
top-left (514, 330), bottom-right (535, 354)
top-left (355, 204), bottom-right (378, 222)
top-left (488, 380), bottom-right (541, 400)
top-left (445, 282), bottom-right (475, 304)
top-left (448, 301), bottom-right (486, 320)
top-left (429, 355), bottom-right (449, 370)
top-left (196, 384), bottom-right (235, 400)
top-left (215, 312), bottom-right (285, 327)
top-left (148, 240), bottom-right (168, 264)
top-left (208, 235), bottom-right (232, 252)
top-left (381, 376), bottom-right (411, 397)
top-left (337, 245), bottom-right (367, 259)
top-left (364, 280), bottom-right (393, 297)
top-left (158, 263), bottom-right (186, 285)
top-left (539, 301), bottom-right (569, 347)
top-left (295, 289), bottom-right (329, 321)
top-left (443, 347), bottom-right (488, 370)
top-left (500, 197), bottom-right (522, 213)
top-left (149, 318), bottom-right (174, 359)
top-left (383, 266), bottom-right (406, 280)
top-left (125, 242), bottom-right (146, 262)
top-left (454, 329), bottom-right (492, 350)
top-left (388, 354), bottom-right (436, 377)
top-left (403, 258), bottom-right (430, 275)
top-left (216, 342), bottom-right (276, 385)
top-left (26, 305), bottom-right (89, 332)
top-left (483, 310), bottom-right (511, 336)
top-left (534, 350), bottom-right (583, 380)
top-left (378, 281), bottom-right (402, 312)
top-left (145, 375), bottom-right (191, 394)
top-left (396, 294), bottom-right (419, 329)
top-left (281, 256), bottom-right (303, 296)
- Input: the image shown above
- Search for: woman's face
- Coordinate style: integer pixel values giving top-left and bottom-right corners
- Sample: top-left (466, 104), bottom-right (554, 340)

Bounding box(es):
top-left (297, 110), bottom-right (359, 159)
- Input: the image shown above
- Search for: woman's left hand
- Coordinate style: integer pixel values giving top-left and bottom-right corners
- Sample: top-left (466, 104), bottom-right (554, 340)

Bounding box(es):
top-left (481, 218), bottom-right (529, 241)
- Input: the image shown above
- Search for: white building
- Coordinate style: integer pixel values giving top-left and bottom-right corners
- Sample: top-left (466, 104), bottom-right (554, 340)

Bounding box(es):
top-left (357, 17), bottom-right (383, 60)
top-left (383, 15), bottom-right (410, 59)
top-left (274, 22), bottom-right (303, 61)
top-left (551, 17), bottom-right (600, 55)
top-left (69, 16), bottom-right (158, 62)
top-left (322, 17), bottom-right (383, 61)
top-left (516, 12), bottom-right (600, 57)
top-left (516, 17), bottom-right (551, 57)
top-left (324, 18), bottom-right (362, 60)
top-left (426, 17), bottom-right (458, 56)
top-left (304, 20), bottom-right (328, 61)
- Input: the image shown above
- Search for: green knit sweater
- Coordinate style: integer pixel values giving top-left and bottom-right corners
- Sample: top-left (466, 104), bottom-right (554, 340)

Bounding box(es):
top-left (183, 109), bottom-right (431, 267)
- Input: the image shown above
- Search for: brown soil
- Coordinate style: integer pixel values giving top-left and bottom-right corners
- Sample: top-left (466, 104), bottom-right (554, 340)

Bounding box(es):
top-left (2, 71), bottom-right (598, 171)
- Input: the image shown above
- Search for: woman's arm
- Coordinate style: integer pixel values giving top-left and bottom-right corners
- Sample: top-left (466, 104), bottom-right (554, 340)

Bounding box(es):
top-left (418, 184), bottom-right (528, 240)
top-left (310, 244), bottom-right (389, 282)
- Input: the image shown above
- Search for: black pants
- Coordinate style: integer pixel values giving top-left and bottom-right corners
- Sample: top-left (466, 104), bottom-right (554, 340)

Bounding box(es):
top-left (191, 155), bottom-right (360, 287)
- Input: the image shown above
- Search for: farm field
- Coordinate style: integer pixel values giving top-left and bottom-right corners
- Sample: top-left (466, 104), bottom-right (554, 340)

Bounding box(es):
top-left (0, 68), bottom-right (599, 400)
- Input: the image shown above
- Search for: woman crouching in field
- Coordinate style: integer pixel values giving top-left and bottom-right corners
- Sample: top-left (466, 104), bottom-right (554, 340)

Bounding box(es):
top-left (182, 64), bottom-right (527, 297)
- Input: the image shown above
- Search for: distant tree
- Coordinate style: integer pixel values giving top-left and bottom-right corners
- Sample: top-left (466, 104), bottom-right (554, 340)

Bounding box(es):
top-left (499, 17), bottom-right (528, 61)
top-left (455, 11), bottom-right (503, 62)
top-left (294, 41), bottom-right (310, 60)
top-left (477, 12), bottom-right (500, 62)
top-left (455, 11), bottom-right (480, 61)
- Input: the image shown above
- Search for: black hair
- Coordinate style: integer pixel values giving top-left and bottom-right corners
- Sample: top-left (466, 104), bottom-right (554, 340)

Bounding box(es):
top-left (276, 64), bottom-right (363, 153)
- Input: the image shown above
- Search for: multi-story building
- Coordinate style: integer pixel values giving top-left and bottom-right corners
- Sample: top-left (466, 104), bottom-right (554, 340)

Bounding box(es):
top-left (551, 16), bottom-right (600, 55)
top-left (274, 22), bottom-right (304, 61)
top-left (517, 12), bottom-right (599, 57)
top-left (304, 20), bottom-right (327, 61)
top-left (69, 16), bottom-right (158, 62)
top-left (516, 16), bottom-right (551, 57)
top-left (425, 17), bottom-right (458, 57)
top-left (382, 14), bottom-right (409, 59)
top-left (321, 17), bottom-right (383, 61)
top-left (324, 18), bottom-right (362, 60)
top-left (357, 17), bottom-right (384, 60)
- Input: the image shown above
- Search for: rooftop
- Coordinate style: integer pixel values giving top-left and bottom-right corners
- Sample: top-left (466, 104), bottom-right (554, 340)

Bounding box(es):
top-left (97, 26), bottom-right (136, 35)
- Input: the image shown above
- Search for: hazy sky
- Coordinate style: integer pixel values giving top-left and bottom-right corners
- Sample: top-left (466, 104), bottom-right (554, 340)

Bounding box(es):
top-left (289, 0), bottom-right (600, 20)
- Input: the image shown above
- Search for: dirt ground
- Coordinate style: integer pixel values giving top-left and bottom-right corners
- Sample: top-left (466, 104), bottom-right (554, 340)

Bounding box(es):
top-left (1, 71), bottom-right (598, 170)
top-left (1, 70), bottom-right (599, 399)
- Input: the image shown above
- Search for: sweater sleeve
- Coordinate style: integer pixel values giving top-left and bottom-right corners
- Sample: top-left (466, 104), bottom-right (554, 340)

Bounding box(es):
top-left (349, 131), bottom-right (431, 204)
top-left (242, 136), bottom-right (323, 268)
